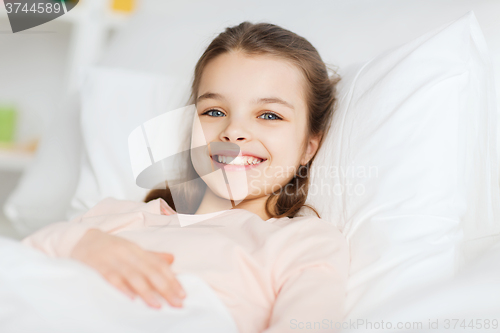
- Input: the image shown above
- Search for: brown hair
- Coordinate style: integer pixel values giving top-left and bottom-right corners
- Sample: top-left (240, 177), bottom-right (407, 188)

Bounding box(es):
top-left (144, 21), bottom-right (340, 219)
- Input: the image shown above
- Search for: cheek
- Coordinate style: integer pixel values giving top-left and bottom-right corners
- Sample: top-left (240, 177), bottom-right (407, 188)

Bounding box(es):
top-left (266, 127), bottom-right (303, 167)
top-left (191, 114), bottom-right (207, 149)
top-left (192, 119), bottom-right (223, 150)
top-left (191, 115), bottom-right (215, 180)
top-left (248, 128), bottom-right (302, 193)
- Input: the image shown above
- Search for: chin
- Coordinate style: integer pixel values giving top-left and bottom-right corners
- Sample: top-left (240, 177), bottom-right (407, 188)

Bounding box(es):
top-left (201, 171), bottom-right (251, 203)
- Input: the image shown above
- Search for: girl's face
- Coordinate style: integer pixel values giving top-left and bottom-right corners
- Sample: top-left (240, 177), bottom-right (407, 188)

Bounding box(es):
top-left (191, 51), bottom-right (319, 203)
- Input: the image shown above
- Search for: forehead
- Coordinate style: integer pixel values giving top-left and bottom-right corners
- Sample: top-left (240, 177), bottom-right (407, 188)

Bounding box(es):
top-left (197, 51), bottom-right (307, 108)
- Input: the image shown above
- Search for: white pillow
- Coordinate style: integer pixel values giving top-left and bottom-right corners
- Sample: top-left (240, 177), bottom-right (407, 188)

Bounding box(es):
top-left (305, 11), bottom-right (500, 320)
top-left (65, 67), bottom-right (187, 220)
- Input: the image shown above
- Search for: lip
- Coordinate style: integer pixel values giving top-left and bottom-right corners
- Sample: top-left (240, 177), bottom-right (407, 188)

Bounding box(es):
top-left (211, 155), bottom-right (267, 171)
top-left (209, 149), bottom-right (266, 160)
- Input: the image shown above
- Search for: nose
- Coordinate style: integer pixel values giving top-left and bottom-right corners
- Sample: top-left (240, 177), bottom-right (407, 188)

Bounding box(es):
top-left (219, 117), bottom-right (250, 142)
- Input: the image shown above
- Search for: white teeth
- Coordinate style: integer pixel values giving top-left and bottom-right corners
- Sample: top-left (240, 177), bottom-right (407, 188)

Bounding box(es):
top-left (215, 155), bottom-right (264, 166)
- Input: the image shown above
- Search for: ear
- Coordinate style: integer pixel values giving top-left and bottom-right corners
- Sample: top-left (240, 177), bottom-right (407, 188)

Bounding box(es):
top-left (300, 134), bottom-right (321, 166)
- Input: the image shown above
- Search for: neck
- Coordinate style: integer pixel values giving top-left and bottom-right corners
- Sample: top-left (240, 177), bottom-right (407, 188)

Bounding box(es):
top-left (195, 186), bottom-right (272, 221)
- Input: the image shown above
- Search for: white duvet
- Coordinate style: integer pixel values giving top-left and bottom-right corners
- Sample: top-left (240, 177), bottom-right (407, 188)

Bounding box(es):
top-left (0, 236), bottom-right (238, 333)
top-left (2, 233), bottom-right (499, 333)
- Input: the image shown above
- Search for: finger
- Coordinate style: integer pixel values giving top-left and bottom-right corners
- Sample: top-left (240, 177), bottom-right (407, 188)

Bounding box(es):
top-left (148, 267), bottom-right (183, 307)
top-left (151, 252), bottom-right (174, 264)
top-left (133, 255), bottom-right (184, 307)
top-left (105, 273), bottom-right (136, 300)
top-left (125, 270), bottom-right (162, 309)
top-left (127, 251), bottom-right (183, 307)
top-left (126, 255), bottom-right (182, 308)
top-left (149, 271), bottom-right (184, 308)
top-left (149, 255), bottom-right (186, 302)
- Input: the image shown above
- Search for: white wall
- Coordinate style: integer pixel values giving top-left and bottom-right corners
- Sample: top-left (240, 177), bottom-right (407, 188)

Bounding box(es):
top-left (0, 18), bottom-right (71, 143)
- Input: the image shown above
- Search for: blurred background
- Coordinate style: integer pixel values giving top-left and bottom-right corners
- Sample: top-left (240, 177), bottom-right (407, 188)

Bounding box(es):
top-left (0, 0), bottom-right (135, 238)
top-left (1, 0), bottom-right (499, 240)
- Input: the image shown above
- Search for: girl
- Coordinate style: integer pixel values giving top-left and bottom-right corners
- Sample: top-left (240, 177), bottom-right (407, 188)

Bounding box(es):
top-left (22, 21), bottom-right (349, 333)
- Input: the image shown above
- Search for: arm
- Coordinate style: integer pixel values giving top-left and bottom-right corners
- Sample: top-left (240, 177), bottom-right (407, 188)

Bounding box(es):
top-left (264, 220), bottom-right (350, 333)
top-left (21, 197), bottom-right (172, 258)
top-left (264, 265), bottom-right (348, 333)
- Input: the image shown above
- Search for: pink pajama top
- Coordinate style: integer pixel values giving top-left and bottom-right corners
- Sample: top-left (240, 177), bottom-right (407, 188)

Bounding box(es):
top-left (21, 197), bottom-right (349, 333)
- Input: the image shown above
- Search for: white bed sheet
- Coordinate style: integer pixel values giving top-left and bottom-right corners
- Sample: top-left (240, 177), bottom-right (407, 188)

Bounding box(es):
top-left (0, 236), bottom-right (238, 333)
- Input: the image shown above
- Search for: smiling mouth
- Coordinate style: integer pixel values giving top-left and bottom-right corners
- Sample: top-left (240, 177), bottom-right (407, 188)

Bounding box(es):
top-left (211, 154), bottom-right (267, 166)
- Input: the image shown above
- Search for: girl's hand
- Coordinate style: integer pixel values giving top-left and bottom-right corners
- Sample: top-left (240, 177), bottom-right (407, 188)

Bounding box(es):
top-left (70, 228), bottom-right (186, 309)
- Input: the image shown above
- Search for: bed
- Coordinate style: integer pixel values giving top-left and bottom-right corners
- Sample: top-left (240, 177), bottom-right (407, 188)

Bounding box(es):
top-left (1, 1), bottom-right (499, 332)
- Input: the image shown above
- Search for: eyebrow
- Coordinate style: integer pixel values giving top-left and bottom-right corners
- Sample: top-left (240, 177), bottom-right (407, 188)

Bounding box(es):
top-left (197, 92), bottom-right (295, 110)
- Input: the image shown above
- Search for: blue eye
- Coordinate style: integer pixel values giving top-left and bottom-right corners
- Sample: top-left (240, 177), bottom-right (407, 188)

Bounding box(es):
top-left (258, 112), bottom-right (283, 121)
top-left (201, 109), bottom-right (282, 120)
top-left (202, 109), bottom-right (226, 117)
